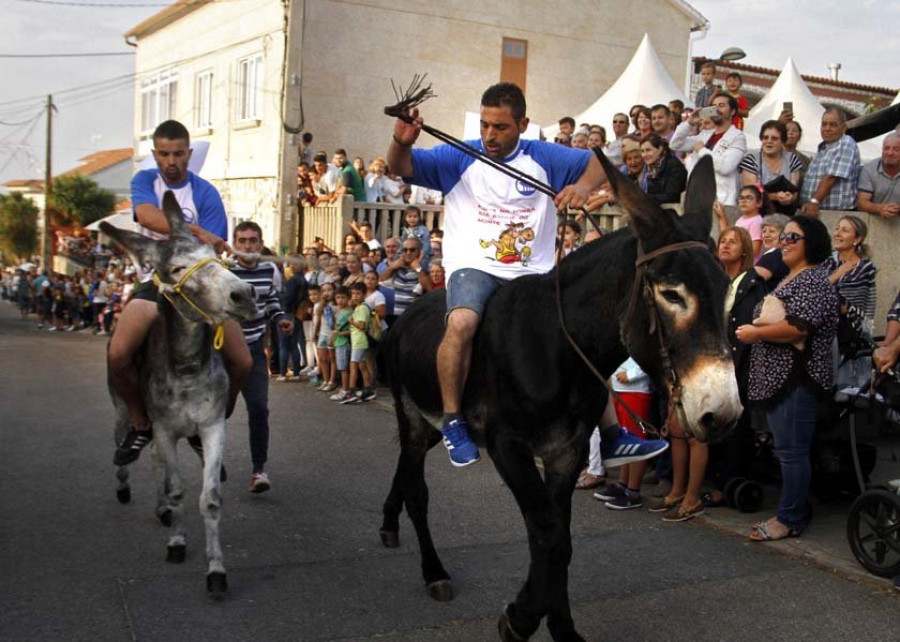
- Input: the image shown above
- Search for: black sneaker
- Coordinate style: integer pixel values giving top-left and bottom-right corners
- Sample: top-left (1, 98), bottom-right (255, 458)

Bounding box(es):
top-left (114, 426), bottom-right (153, 466)
top-left (360, 388), bottom-right (377, 402)
top-left (605, 492), bottom-right (643, 511)
top-left (593, 483), bottom-right (626, 502)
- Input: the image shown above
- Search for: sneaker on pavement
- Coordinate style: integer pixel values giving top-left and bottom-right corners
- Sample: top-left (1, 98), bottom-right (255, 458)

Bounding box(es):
top-left (360, 388), bottom-right (377, 402)
top-left (249, 472), bottom-right (271, 494)
top-left (340, 391), bottom-right (362, 404)
top-left (605, 492), bottom-right (643, 511)
top-left (113, 426), bottom-right (154, 466)
top-left (441, 418), bottom-right (480, 467)
top-left (329, 389), bottom-right (347, 401)
top-left (276, 375), bottom-right (287, 382)
top-left (599, 429), bottom-right (669, 468)
top-left (320, 382), bottom-right (335, 392)
top-left (593, 483), bottom-right (627, 502)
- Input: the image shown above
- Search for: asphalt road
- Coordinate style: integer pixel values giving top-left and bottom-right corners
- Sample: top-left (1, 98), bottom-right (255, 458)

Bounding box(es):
top-left (1, 302), bottom-right (899, 642)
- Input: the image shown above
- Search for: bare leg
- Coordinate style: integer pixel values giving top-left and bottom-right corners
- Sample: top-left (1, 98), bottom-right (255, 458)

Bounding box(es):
top-left (348, 361), bottom-right (360, 391)
top-left (359, 360), bottom-right (372, 389)
top-left (107, 299), bottom-right (157, 432)
top-left (669, 422), bottom-right (689, 500)
top-left (684, 440), bottom-right (709, 508)
top-left (436, 308), bottom-right (478, 414)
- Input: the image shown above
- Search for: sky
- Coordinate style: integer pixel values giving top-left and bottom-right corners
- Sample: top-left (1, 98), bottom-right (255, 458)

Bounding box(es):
top-left (0, 0), bottom-right (897, 191)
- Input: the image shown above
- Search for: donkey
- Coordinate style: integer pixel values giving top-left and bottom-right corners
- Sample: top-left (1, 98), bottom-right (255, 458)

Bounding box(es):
top-left (378, 153), bottom-right (743, 641)
top-left (100, 192), bottom-right (256, 595)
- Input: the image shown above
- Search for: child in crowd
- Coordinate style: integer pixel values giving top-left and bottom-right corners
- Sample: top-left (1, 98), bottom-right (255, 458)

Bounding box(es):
top-left (430, 229), bottom-right (443, 262)
top-left (694, 61), bottom-right (719, 108)
top-left (328, 286), bottom-right (353, 401)
top-left (304, 285), bottom-right (321, 383)
top-left (341, 282), bottom-right (376, 403)
top-left (594, 357), bottom-right (654, 510)
top-left (401, 206), bottom-right (432, 269)
top-left (722, 72), bottom-right (749, 130)
top-left (313, 282), bottom-right (336, 392)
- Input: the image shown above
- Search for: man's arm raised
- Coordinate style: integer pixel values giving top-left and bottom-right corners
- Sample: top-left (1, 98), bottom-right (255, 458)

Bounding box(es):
top-left (387, 107), bottom-right (422, 178)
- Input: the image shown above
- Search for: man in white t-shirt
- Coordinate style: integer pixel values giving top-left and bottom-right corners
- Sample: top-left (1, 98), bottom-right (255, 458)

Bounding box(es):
top-left (387, 83), bottom-right (606, 466)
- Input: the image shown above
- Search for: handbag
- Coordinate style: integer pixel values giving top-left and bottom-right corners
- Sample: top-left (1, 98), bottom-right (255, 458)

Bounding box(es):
top-left (753, 294), bottom-right (805, 350)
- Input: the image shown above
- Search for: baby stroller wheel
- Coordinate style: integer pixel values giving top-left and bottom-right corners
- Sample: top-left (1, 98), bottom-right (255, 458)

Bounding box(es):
top-left (847, 489), bottom-right (900, 578)
top-left (724, 477), bottom-right (746, 508)
top-left (734, 480), bottom-right (764, 513)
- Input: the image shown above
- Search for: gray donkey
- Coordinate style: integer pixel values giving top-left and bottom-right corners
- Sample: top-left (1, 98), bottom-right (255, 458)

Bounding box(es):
top-left (100, 192), bottom-right (256, 595)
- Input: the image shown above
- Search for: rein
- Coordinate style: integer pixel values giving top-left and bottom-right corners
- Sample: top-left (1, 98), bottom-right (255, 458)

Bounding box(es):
top-left (153, 257), bottom-right (231, 350)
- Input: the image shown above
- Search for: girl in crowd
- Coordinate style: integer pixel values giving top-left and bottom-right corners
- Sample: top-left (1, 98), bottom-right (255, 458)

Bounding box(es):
top-left (640, 134), bottom-right (687, 205)
top-left (736, 216), bottom-right (839, 541)
top-left (353, 157), bottom-right (367, 181)
top-left (822, 215), bottom-right (877, 388)
top-left (739, 120), bottom-right (803, 214)
top-left (313, 281), bottom-right (337, 392)
top-left (754, 214), bottom-right (791, 290)
top-left (715, 185), bottom-right (765, 260)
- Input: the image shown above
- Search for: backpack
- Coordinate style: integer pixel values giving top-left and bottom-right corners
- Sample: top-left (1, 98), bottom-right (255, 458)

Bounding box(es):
top-left (365, 305), bottom-right (383, 343)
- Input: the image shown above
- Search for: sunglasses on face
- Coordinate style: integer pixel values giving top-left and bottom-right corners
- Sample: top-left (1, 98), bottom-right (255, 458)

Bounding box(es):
top-left (402, 248), bottom-right (419, 253)
top-left (779, 232), bottom-right (805, 244)
top-left (613, 120), bottom-right (628, 125)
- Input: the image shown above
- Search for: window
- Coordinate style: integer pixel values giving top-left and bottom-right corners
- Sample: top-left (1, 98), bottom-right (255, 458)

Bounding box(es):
top-left (500, 38), bottom-right (527, 91)
top-left (237, 54), bottom-right (263, 121)
top-left (140, 68), bottom-right (178, 133)
top-left (195, 70), bottom-right (214, 129)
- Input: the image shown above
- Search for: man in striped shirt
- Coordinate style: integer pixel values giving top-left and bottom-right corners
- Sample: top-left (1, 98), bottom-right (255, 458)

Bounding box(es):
top-left (378, 236), bottom-right (432, 316)
top-left (231, 221), bottom-right (293, 493)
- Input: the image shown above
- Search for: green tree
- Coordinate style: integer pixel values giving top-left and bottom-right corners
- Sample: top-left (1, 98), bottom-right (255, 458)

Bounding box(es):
top-left (49, 174), bottom-right (117, 227)
top-left (0, 192), bottom-right (39, 262)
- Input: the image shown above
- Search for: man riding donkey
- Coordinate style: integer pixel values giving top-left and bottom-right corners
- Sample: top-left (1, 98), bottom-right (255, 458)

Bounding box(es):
top-left (109, 120), bottom-right (252, 465)
top-left (387, 82), bottom-right (667, 468)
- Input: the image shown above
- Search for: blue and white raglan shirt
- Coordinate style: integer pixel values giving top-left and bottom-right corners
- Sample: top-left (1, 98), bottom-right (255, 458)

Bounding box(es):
top-left (409, 139), bottom-right (592, 280)
top-left (131, 168), bottom-right (228, 282)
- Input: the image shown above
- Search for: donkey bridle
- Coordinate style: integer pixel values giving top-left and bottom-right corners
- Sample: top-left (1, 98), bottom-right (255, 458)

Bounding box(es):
top-left (152, 257), bottom-right (232, 350)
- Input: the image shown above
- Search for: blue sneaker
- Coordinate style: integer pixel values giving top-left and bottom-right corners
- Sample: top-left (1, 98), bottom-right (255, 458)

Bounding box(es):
top-left (599, 428), bottom-right (668, 468)
top-left (441, 418), bottom-right (480, 467)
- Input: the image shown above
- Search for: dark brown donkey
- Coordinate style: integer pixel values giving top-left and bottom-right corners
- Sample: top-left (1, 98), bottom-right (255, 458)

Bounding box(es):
top-left (377, 153), bottom-right (742, 641)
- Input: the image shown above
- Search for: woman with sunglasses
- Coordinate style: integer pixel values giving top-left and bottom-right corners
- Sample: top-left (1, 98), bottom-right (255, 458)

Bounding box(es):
top-left (822, 215), bottom-right (877, 387)
top-left (735, 216), bottom-right (839, 541)
top-left (739, 120), bottom-right (803, 214)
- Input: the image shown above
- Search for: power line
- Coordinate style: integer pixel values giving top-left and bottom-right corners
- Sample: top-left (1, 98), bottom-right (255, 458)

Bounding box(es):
top-left (0, 52), bottom-right (135, 59)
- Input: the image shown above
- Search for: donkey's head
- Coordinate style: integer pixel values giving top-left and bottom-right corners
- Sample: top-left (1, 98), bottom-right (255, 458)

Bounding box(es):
top-left (100, 192), bottom-right (256, 324)
top-left (600, 152), bottom-right (742, 443)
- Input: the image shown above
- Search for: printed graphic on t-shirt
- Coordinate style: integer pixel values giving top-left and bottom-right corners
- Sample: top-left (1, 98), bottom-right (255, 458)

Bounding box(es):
top-left (479, 221), bottom-right (536, 266)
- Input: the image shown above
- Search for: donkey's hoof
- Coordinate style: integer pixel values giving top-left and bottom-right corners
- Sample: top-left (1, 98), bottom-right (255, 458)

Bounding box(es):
top-left (379, 529), bottom-right (399, 548)
top-left (207, 572), bottom-right (228, 595)
top-left (157, 509), bottom-right (173, 527)
top-left (166, 544), bottom-right (186, 564)
top-left (116, 487), bottom-right (131, 504)
top-left (498, 606), bottom-right (530, 642)
top-left (425, 579), bottom-right (454, 602)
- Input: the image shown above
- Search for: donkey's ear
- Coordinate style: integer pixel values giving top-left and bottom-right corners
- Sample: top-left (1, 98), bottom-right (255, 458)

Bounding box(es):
top-left (592, 148), bottom-right (677, 252)
top-left (161, 190), bottom-right (192, 239)
top-left (680, 155), bottom-right (716, 241)
top-left (99, 222), bottom-right (162, 269)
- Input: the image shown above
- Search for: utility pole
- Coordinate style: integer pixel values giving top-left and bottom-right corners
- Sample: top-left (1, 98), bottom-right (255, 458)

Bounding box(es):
top-left (40, 94), bottom-right (53, 273)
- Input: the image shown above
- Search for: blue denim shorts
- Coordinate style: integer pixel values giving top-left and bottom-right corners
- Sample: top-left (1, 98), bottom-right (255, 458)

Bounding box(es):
top-left (446, 268), bottom-right (507, 319)
top-left (335, 344), bottom-right (350, 371)
top-left (351, 348), bottom-right (367, 363)
top-left (316, 332), bottom-right (332, 349)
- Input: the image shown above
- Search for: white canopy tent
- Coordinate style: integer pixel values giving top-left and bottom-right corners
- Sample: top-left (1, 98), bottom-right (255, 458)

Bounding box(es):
top-left (86, 210), bottom-right (137, 233)
top-left (744, 58), bottom-right (824, 156)
top-left (544, 34), bottom-right (690, 138)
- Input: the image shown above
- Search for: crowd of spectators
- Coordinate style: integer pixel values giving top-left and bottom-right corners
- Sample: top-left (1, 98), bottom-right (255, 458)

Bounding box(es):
top-left (4, 257), bottom-right (136, 336)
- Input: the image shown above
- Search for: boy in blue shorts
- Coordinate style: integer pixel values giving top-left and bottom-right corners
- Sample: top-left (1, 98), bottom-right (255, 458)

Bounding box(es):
top-left (329, 286), bottom-right (353, 401)
top-left (343, 282), bottom-right (376, 404)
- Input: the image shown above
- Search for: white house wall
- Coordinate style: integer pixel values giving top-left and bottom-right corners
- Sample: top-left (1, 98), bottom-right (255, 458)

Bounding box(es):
top-left (297, 0), bottom-right (695, 161)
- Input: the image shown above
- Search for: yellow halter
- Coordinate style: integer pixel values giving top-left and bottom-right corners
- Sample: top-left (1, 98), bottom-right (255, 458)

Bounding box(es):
top-left (152, 257), bottom-right (231, 350)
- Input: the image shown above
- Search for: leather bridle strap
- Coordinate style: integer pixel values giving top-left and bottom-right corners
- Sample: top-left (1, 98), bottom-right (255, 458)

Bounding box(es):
top-left (152, 257), bottom-right (232, 350)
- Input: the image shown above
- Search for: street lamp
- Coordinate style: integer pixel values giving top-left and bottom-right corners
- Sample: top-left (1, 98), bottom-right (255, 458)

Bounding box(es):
top-left (718, 47), bottom-right (747, 63)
